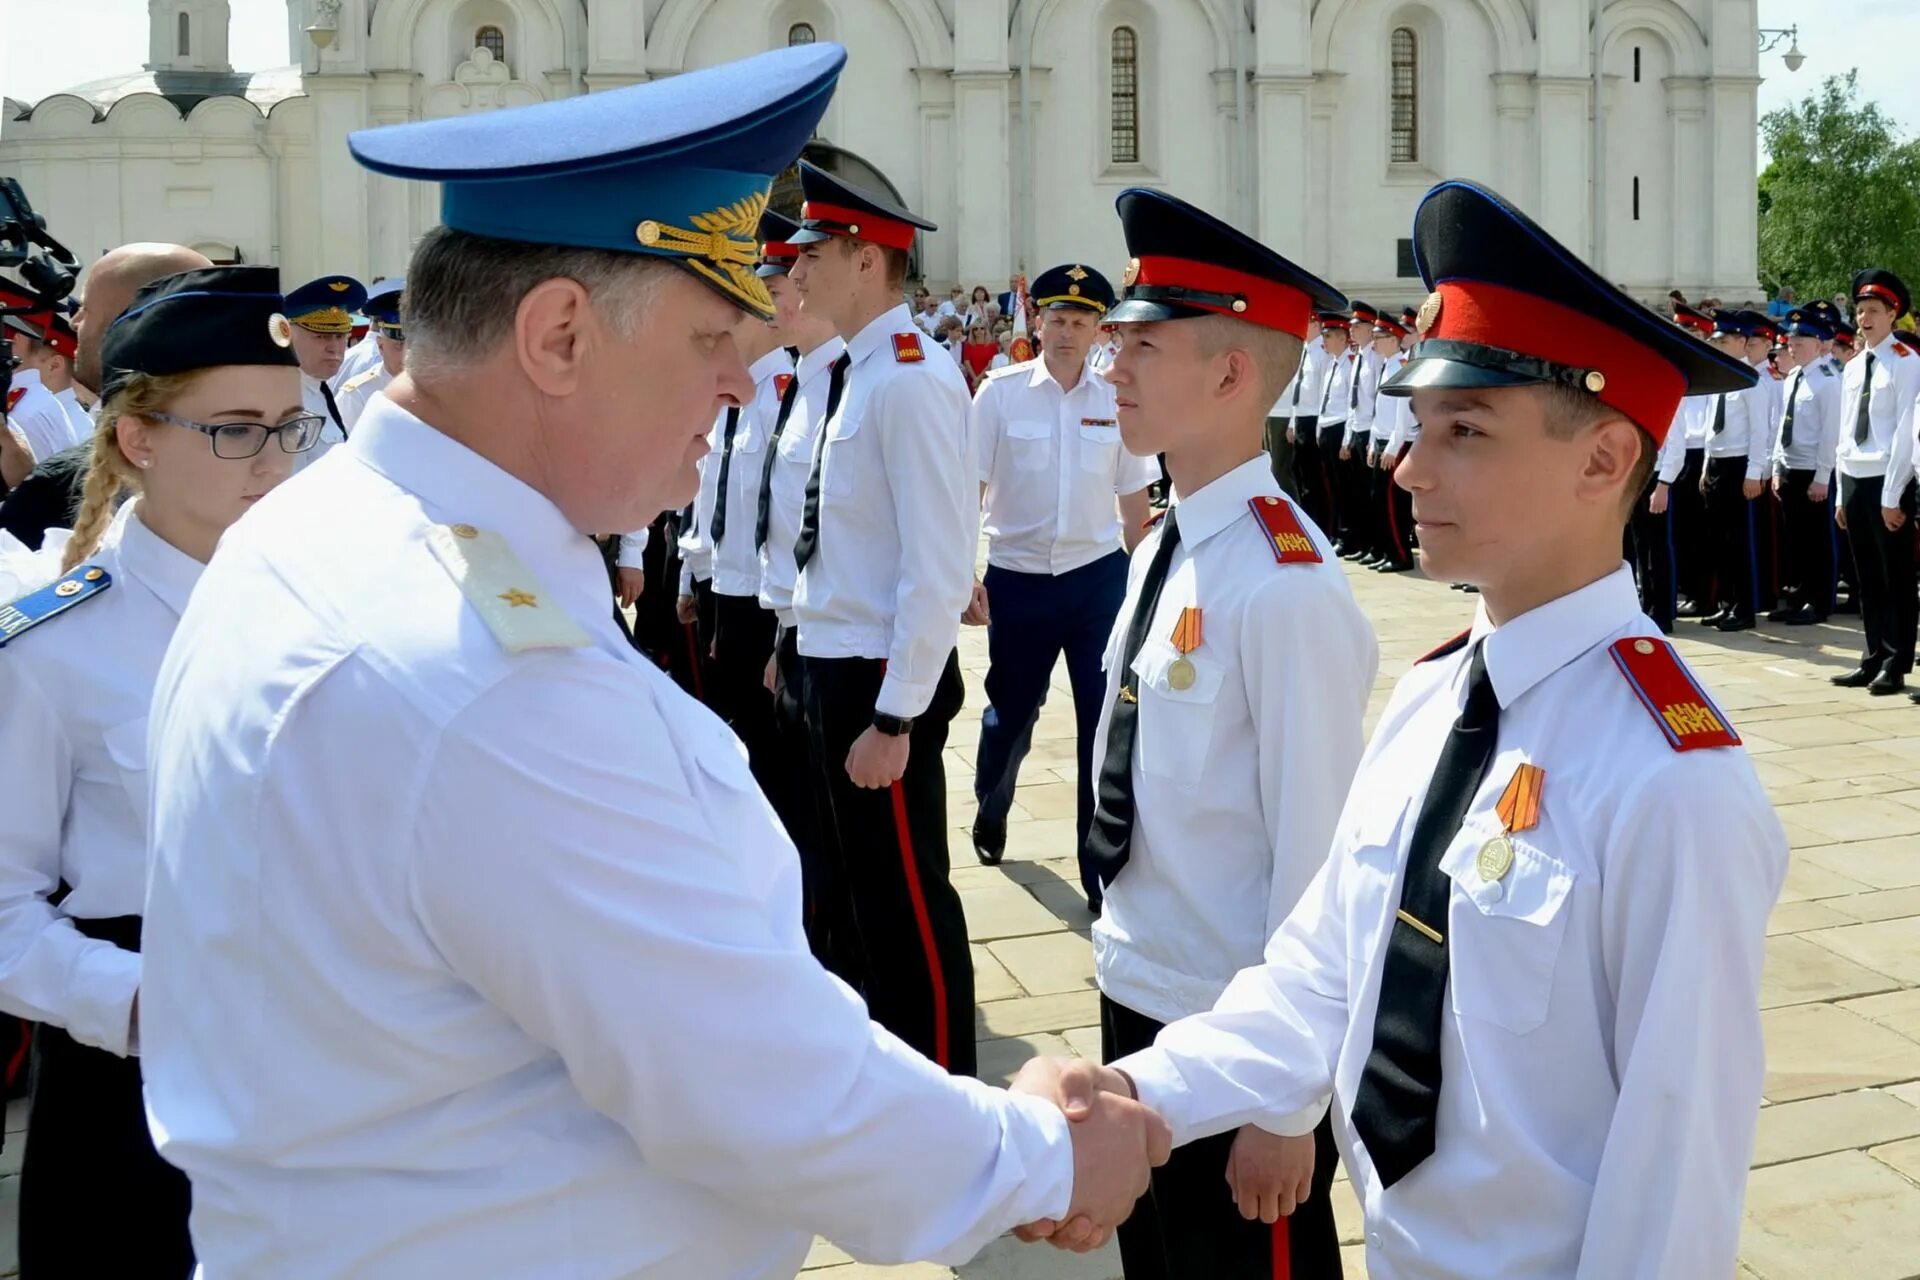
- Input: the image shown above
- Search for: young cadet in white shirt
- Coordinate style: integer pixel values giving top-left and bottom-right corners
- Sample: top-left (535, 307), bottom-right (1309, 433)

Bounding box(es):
top-left (1085, 188), bottom-right (1377, 1280)
top-left (1362, 315), bottom-right (1413, 571)
top-left (1310, 312), bottom-right (1353, 541)
top-left (673, 400), bottom-right (724, 703)
top-left (965, 262), bottom-right (1155, 908)
top-left (1634, 378), bottom-right (1706, 633)
top-left (786, 160), bottom-right (981, 1076)
top-left (1692, 309), bottom-right (1776, 632)
top-left (1336, 301), bottom-right (1384, 561)
top-left (282, 274), bottom-right (366, 471)
top-left (1830, 268), bottom-right (1920, 700)
top-left (0, 266), bottom-right (319, 1278)
top-left (1263, 315), bottom-right (1317, 494)
top-left (5, 309), bottom-right (88, 450)
top-left (1768, 309), bottom-right (1843, 626)
top-left (2, 359), bottom-right (78, 465)
top-left (1659, 303), bottom-right (1719, 615)
top-left (1026, 178), bottom-right (1788, 1280)
top-left (333, 278), bottom-right (406, 433)
top-left (140, 51), bottom-right (1173, 1279)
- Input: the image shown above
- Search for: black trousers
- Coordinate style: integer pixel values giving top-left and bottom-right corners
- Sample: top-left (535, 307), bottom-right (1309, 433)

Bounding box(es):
top-left (1262, 416), bottom-right (1299, 502)
top-left (1379, 446), bottom-right (1414, 568)
top-left (629, 510), bottom-right (688, 672)
top-left (1336, 432), bottom-right (1373, 552)
top-left (683, 576), bottom-right (718, 707)
top-left (1290, 417), bottom-right (1331, 534)
top-left (20, 916), bottom-right (193, 1279)
top-left (1842, 473), bottom-right (1918, 675)
top-left (1314, 422), bottom-right (1346, 541)
top-left (771, 628), bottom-right (853, 980)
top-left (1102, 996), bottom-right (1342, 1280)
top-left (1629, 479), bottom-right (1678, 632)
top-left (710, 590), bottom-right (779, 788)
top-left (802, 651), bottom-right (975, 1076)
top-left (1701, 457), bottom-right (1760, 621)
top-left (1672, 447), bottom-right (1710, 605)
top-left (1776, 468), bottom-right (1838, 619)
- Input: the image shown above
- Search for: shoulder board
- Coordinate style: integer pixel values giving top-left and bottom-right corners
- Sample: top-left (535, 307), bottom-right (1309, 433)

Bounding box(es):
top-left (1898, 342), bottom-right (1915, 357)
top-left (0, 565), bottom-right (111, 649)
top-left (424, 523), bottom-right (592, 655)
top-left (1608, 637), bottom-right (1740, 751)
top-left (892, 332), bottom-right (925, 363)
top-left (1141, 508), bottom-right (1167, 532)
top-left (1247, 496), bottom-right (1322, 565)
top-left (5, 387), bottom-right (21, 413)
top-left (1416, 628), bottom-right (1471, 665)
top-left (983, 360), bottom-right (1031, 382)
top-left (340, 368), bottom-right (383, 394)
top-left (772, 373), bottom-right (795, 400)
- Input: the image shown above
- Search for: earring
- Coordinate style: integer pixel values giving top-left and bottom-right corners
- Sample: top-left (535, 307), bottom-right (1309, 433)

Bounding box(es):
top-left (138, 459), bottom-right (152, 469)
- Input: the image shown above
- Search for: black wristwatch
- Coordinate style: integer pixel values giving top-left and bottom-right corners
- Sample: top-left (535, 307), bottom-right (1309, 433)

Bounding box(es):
top-left (871, 712), bottom-right (915, 737)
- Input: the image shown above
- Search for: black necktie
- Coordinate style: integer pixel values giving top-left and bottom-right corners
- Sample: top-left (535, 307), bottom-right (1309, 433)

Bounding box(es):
top-left (1712, 394), bottom-right (1727, 435)
top-left (754, 372), bottom-right (805, 551)
top-left (707, 407), bottom-right (742, 546)
top-left (1352, 644), bottom-right (1501, 1189)
top-left (1349, 353), bottom-right (1363, 414)
top-left (792, 352), bottom-right (851, 572)
top-left (1782, 369), bottom-right (1802, 449)
top-left (319, 380), bottom-right (346, 437)
top-left (1082, 507), bottom-right (1183, 887)
top-left (1855, 350), bottom-right (1876, 445)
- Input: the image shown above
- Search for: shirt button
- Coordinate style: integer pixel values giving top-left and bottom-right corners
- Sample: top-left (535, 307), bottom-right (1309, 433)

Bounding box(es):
top-left (1482, 881), bottom-right (1506, 905)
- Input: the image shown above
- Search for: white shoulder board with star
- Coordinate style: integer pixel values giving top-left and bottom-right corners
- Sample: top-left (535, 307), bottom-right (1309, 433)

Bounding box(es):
top-left (425, 523), bottom-right (593, 654)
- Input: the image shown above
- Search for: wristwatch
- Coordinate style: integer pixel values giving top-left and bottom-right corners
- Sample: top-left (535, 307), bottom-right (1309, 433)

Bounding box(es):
top-left (871, 712), bottom-right (914, 737)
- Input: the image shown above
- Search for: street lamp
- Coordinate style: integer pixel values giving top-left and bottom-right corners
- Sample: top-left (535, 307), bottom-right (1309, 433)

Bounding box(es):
top-left (1759, 24), bottom-right (1805, 73)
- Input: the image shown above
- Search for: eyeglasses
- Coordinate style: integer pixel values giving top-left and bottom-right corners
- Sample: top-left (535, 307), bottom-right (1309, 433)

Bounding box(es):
top-left (148, 410), bottom-right (327, 459)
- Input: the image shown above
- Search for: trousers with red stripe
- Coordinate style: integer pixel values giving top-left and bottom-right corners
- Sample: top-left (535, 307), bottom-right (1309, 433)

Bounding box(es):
top-left (800, 651), bottom-right (976, 1077)
top-left (1103, 996), bottom-right (1344, 1280)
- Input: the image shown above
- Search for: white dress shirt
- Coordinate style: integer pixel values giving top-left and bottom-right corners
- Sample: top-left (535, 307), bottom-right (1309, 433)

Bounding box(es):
top-left (51, 385), bottom-right (91, 441)
top-left (1656, 396), bottom-right (1712, 485)
top-left (333, 363), bottom-right (394, 435)
top-left (1683, 388), bottom-right (1713, 448)
top-left (1116, 565), bottom-right (1787, 1280)
top-left (759, 337), bottom-right (846, 626)
top-left (1834, 332), bottom-right (1920, 500)
top-left (1375, 353), bottom-right (1414, 455)
top-left (140, 398), bottom-right (1076, 1279)
top-left (710, 347), bottom-right (794, 599)
top-left (677, 409), bottom-right (726, 591)
top-left (1703, 381), bottom-right (1774, 480)
top-left (974, 358), bottom-right (1156, 577)
top-left (297, 371), bottom-right (347, 472)
top-left (1283, 344), bottom-right (1331, 423)
top-left (1093, 458), bottom-right (1377, 1024)
top-left (0, 501), bottom-right (201, 1057)
top-left (793, 304), bottom-right (976, 719)
top-left (1317, 345), bottom-right (1353, 429)
top-left (5, 369), bottom-right (77, 462)
top-left (1772, 357), bottom-right (1842, 483)
top-left (1343, 348), bottom-right (1383, 446)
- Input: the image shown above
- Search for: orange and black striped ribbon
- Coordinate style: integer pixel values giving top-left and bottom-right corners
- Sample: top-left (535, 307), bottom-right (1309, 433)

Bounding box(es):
top-left (1170, 606), bottom-right (1203, 655)
top-left (1493, 762), bottom-right (1545, 835)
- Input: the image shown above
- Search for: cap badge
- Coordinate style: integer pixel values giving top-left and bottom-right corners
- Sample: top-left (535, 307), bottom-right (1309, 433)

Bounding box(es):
top-left (1066, 265), bottom-right (1089, 282)
top-left (328, 281), bottom-right (350, 293)
top-left (1122, 258), bottom-right (1142, 288)
top-left (267, 313), bottom-right (293, 348)
top-left (632, 191), bottom-right (773, 315)
top-left (1068, 284), bottom-right (1081, 296)
top-left (1415, 290), bottom-right (1444, 335)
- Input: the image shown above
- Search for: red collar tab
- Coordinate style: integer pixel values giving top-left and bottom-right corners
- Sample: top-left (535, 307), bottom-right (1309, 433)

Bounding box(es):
top-left (1426, 279), bottom-right (1688, 444)
top-left (1126, 255), bottom-right (1312, 338)
top-left (801, 200), bottom-right (916, 251)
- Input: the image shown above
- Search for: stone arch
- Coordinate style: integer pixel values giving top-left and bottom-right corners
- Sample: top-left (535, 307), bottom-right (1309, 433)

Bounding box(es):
top-left (1599, 0), bottom-right (1708, 78)
top-left (104, 94), bottom-right (188, 134)
top-left (20, 94), bottom-right (105, 128)
top-left (649, 0), bottom-right (951, 69)
top-left (368, 0), bottom-right (577, 78)
top-left (1013, 0), bottom-right (1235, 68)
top-left (1312, 0), bottom-right (1533, 73)
top-left (185, 95), bottom-right (267, 133)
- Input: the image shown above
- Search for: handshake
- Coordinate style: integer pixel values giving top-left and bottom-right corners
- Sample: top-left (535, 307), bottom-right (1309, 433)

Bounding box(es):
top-left (1006, 1057), bottom-right (1171, 1252)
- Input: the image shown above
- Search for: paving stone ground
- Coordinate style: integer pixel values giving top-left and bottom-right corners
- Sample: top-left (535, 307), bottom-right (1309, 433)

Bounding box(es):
top-left (3, 561), bottom-right (1918, 1278)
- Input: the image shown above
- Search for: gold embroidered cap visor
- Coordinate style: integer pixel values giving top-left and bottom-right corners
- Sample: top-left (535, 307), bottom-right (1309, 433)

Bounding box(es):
top-left (289, 306), bottom-right (355, 334)
top-left (345, 44), bottom-right (847, 319)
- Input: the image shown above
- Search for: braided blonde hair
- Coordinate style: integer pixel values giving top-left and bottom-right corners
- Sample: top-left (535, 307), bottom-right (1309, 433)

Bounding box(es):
top-left (61, 370), bottom-right (203, 572)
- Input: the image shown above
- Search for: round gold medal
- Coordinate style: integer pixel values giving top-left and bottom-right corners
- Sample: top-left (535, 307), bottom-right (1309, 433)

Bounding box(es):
top-left (1476, 835), bottom-right (1514, 883)
top-left (1168, 657), bottom-right (1196, 691)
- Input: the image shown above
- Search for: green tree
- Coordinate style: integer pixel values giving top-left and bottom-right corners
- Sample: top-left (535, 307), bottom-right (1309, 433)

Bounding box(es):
top-left (1757, 71), bottom-right (1920, 304)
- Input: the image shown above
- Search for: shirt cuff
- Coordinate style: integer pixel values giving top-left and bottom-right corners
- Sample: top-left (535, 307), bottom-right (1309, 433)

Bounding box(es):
top-left (66, 940), bottom-right (143, 1058)
top-left (874, 671), bottom-right (936, 719)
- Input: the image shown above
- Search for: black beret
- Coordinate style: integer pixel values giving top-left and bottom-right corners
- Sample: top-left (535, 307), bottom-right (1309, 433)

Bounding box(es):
top-left (101, 266), bottom-right (299, 399)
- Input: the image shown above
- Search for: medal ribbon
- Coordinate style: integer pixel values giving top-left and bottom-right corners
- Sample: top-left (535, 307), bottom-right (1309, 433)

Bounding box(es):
top-left (1171, 607), bottom-right (1203, 654)
top-left (1493, 762), bottom-right (1544, 835)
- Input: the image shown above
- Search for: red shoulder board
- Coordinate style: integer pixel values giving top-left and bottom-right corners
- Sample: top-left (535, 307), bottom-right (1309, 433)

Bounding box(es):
top-left (1142, 509), bottom-right (1167, 532)
top-left (892, 333), bottom-right (924, 363)
top-left (1608, 637), bottom-right (1740, 751)
top-left (1416, 629), bottom-right (1471, 664)
top-left (1248, 496), bottom-right (1322, 565)
top-left (773, 373), bottom-right (795, 399)
top-left (5, 387), bottom-right (22, 413)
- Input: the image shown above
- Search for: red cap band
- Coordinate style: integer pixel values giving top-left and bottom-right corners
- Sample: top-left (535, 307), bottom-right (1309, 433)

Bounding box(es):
top-left (19, 312), bottom-right (76, 359)
top-left (1427, 279), bottom-right (1687, 443)
top-left (1857, 282), bottom-right (1905, 315)
top-left (801, 200), bottom-right (917, 251)
top-left (1127, 255), bottom-right (1311, 337)
top-left (761, 241), bottom-right (799, 260)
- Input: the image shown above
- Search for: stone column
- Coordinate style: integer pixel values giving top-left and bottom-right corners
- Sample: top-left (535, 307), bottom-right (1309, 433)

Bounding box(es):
top-left (585, 0), bottom-right (648, 91)
top-left (1252, 0), bottom-right (1312, 260)
top-left (305, 75), bottom-right (374, 278)
top-left (1666, 76), bottom-right (1709, 293)
top-left (365, 70), bottom-right (415, 278)
top-left (914, 67), bottom-right (958, 288)
top-left (1491, 73), bottom-right (1535, 210)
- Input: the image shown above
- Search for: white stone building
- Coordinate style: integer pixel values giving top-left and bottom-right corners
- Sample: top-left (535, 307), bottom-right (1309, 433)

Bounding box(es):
top-left (1, 0), bottom-right (1764, 306)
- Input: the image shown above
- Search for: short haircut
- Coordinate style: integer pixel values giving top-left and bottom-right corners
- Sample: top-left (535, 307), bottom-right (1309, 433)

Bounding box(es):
top-left (1188, 314), bottom-right (1305, 408)
top-left (1535, 383), bottom-right (1656, 514)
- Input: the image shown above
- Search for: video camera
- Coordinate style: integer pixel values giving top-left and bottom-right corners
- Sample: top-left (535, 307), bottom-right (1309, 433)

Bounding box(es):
top-left (0, 177), bottom-right (79, 410)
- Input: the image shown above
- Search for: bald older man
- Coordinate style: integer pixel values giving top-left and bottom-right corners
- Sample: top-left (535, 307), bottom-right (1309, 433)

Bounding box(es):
top-left (0, 243), bottom-right (210, 547)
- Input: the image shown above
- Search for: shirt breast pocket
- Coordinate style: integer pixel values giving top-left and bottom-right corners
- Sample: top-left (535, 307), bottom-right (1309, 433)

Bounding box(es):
top-left (1439, 825), bottom-right (1575, 1036)
top-left (1078, 422), bottom-right (1121, 474)
top-left (823, 409), bottom-right (863, 499)
top-left (1129, 638), bottom-right (1223, 791)
top-left (102, 715), bottom-right (150, 825)
top-left (1006, 418), bottom-right (1053, 473)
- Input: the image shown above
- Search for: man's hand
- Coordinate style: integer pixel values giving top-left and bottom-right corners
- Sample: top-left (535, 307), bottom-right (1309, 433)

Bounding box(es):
top-left (1810, 481), bottom-right (1829, 504)
top-left (1885, 505), bottom-right (1908, 532)
top-left (1742, 478), bottom-right (1764, 501)
top-left (675, 593), bottom-right (697, 626)
top-left (1007, 1058), bottom-right (1171, 1252)
top-left (1225, 1125), bottom-right (1314, 1224)
top-left (1771, 474), bottom-right (1785, 498)
top-left (1366, 449), bottom-right (1380, 470)
top-left (846, 726), bottom-right (910, 789)
top-left (1836, 502), bottom-right (1849, 532)
top-left (616, 567), bottom-right (646, 610)
top-left (962, 579), bottom-right (991, 627)
top-left (1339, 445), bottom-right (1352, 462)
top-left (763, 653), bottom-right (778, 695)
top-left (1648, 482), bottom-right (1669, 515)
top-left (1285, 424), bottom-right (1296, 445)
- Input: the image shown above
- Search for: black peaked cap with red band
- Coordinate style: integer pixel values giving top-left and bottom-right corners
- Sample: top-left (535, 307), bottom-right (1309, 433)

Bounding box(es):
top-left (755, 208), bottom-right (802, 278)
top-left (1381, 180), bottom-right (1755, 445)
top-left (788, 160), bottom-right (935, 252)
top-left (1104, 188), bottom-right (1346, 338)
top-left (1853, 268), bottom-right (1910, 319)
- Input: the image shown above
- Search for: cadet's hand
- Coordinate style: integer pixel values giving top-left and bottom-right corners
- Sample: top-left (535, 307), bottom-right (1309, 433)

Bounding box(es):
top-left (675, 593), bottom-right (697, 626)
top-left (1008, 1058), bottom-right (1170, 1251)
top-left (1339, 445), bottom-right (1352, 462)
top-left (962, 579), bottom-right (991, 627)
top-left (1285, 424), bottom-right (1296, 445)
top-left (1742, 478), bottom-right (1763, 501)
top-left (1771, 474), bottom-right (1785, 498)
top-left (1225, 1124), bottom-right (1314, 1224)
top-left (1366, 449), bottom-right (1380, 470)
top-left (846, 726), bottom-right (910, 789)
top-left (1885, 505), bottom-right (1908, 532)
top-left (1810, 481), bottom-right (1829, 504)
top-left (615, 568), bottom-right (646, 610)
top-left (1836, 503), bottom-right (1849, 532)
top-left (1648, 483), bottom-right (1669, 515)
top-left (763, 653), bottom-right (778, 695)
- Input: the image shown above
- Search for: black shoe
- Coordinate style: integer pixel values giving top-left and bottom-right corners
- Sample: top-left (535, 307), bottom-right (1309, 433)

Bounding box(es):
top-left (1676, 597), bottom-right (1706, 618)
top-left (1341, 548), bottom-right (1369, 561)
top-left (1699, 609), bottom-right (1730, 627)
top-left (1782, 605), bottom-right (1826, 626)
top-left (1909, 688), bottom-right (1920, 705)
top-left (1378, 560), bottom-right (1411, 573)
top-left (971, 817), bottom-right (1006, 866)
top-left (1834, 596), bottom-right (1861, 615)
top-left (1460, 584), bottom-right (1480, 594)
top-left (1714, 614), bottom-right (1754, 632)
top-left (1084, 888), bottom-right (1104, 914)
top-left (1359, 554), bottom-right (1386, 568)
top-left (1832, 666), bottom-right (1881, 688)
top-left (1871, 670), bottom-right (1907, 696)
top-left (1767, 605), bottom-right (1797, 623)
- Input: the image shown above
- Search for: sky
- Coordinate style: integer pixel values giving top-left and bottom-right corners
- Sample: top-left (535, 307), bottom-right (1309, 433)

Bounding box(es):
top-left (2, 0), bottom-right (1915, 168)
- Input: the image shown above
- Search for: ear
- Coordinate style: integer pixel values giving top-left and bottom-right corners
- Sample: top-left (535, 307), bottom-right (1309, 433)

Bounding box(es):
top-left (1212, 346), bottom-right (1257, 404)
top-left (1578, 415), bottom-right (1642, 508)
top-left (115, 412), bottom-right (156, 469)
top-left (514, 276), bottom-right (594, 398)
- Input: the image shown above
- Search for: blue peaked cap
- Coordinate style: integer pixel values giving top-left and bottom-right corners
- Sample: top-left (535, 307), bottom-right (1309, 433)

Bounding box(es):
top-left (347, 44), bottom-right (847, 318)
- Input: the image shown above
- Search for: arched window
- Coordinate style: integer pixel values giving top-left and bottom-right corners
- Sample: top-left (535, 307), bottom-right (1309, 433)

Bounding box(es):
top-left (476, 25), bottom-right (506, 62)
top-left (178, 10), bottom-right (191, 56)
top-left (788, 22), bottom-right (817, 46)
top-left (1110, 26), bottom-right (1140, 165)
top-left (1390, 27), bottom-right (1418, 163)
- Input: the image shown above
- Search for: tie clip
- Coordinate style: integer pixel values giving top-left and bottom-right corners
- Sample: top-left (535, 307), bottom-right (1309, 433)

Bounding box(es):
top-left (1396, 908), bottom-right (1444, 945)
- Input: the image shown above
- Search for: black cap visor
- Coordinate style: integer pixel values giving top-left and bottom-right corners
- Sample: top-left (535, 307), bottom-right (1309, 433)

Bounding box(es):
top-left (1382, 339), bottom-right (1601, 398)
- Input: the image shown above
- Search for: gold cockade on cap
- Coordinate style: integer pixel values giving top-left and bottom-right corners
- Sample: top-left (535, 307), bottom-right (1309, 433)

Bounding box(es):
top-left (635, 190), bottom-right (775, 316)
